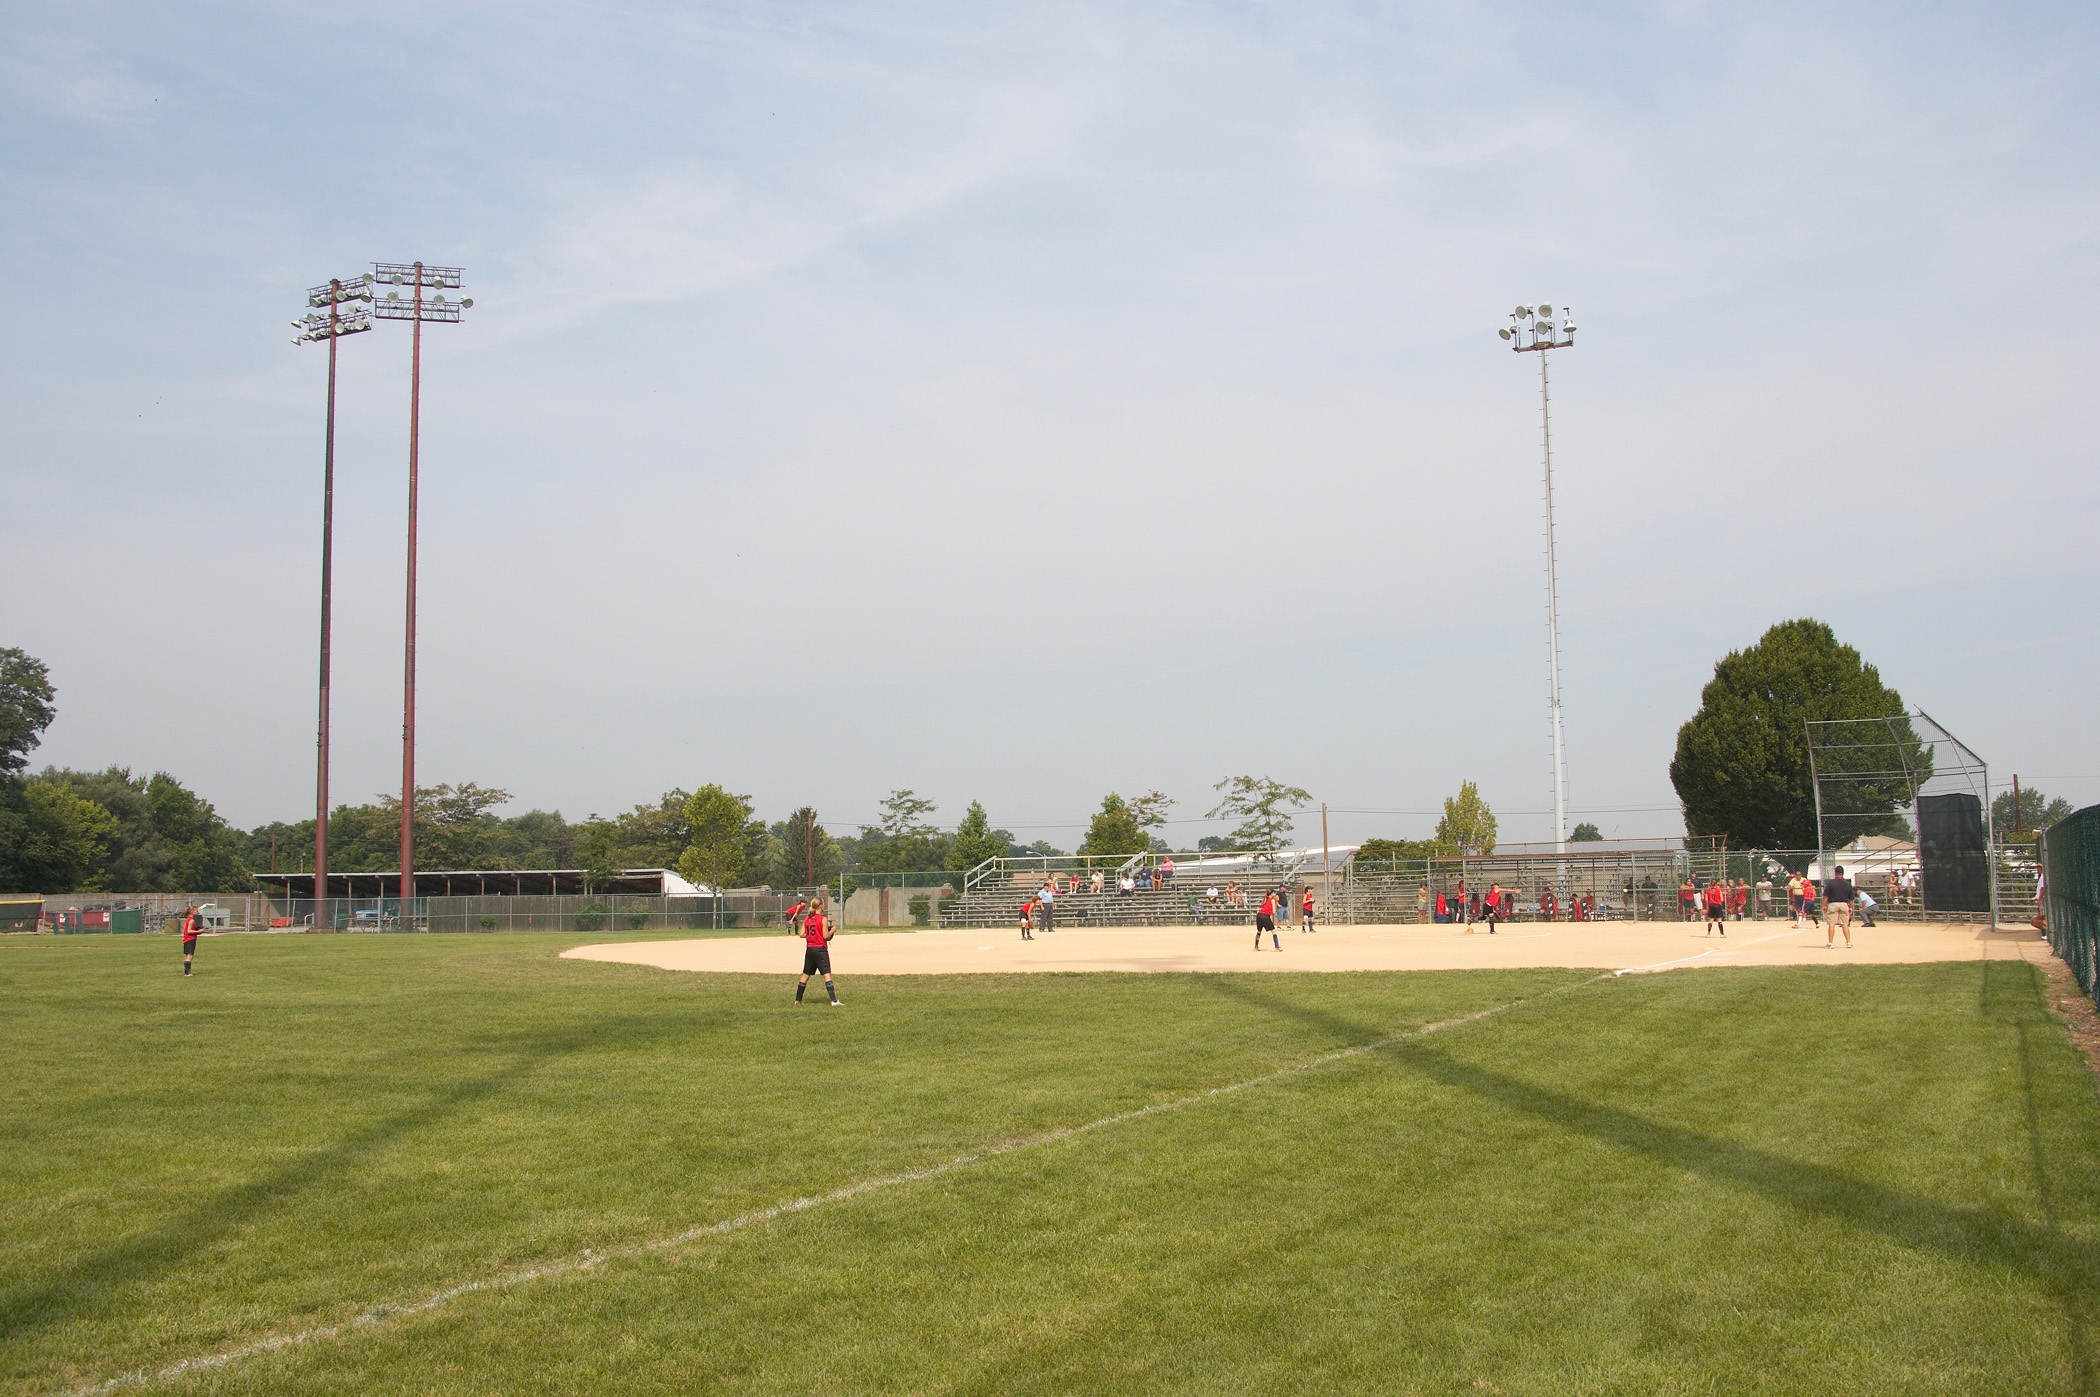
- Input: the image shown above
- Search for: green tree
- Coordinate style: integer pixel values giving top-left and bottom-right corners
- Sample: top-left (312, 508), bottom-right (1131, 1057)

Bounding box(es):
top-left (1669, 619), bottom-right (1919, 850)
top-left (577, 817), bottom-right (621, 891)
top-left (677, 785), bottom-right (756, 890)
top-left (1128, 790), bottom-right (1176, 835)
top-left (1356, 837), bottom-right (1438, 863)
top-left (1206, 776), bottom-right (1313, 860)
top-left (604, 790), bottom-right (692, 867)
top-left (0, 648), bottom-right (56, 776)
top-left (1570, 822), bottom-right (1603, 842)
top-left (1434, 782), bottom-right (1497, 855)
top-left (856, 789), bottom-right (951, 874)
top-left (496, 808), bottom-right (575, 869)
top-left (28, 767), bottom-right (248, 891)
top-left (0, 780), bottom-right (117, 892)
top-left (1994, 787), bottom-right (2076, 843)
top-left (377, 783), bottom-right (513, 870)
top-left (1078, 793), bottom-right (1149, 858)
top-left (776, 807), bottom-right (844, 888)
top-left (946, 800), bottom-right (1006, 871)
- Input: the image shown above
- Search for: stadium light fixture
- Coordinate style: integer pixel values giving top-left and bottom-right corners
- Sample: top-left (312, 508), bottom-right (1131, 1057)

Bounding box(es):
top-left (371, 261), bottom-right (472, 907)
top-left (294, 274), bottom-right (377, 910)
top-left (1502, 299), bottom-right (1578, 861)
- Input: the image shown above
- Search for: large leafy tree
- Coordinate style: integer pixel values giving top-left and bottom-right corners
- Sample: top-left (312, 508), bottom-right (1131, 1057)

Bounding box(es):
top-left (946, 800), bottom-right (1007, 871)
top-left (1994, 787), bottom-right (2076, 842)
top-left (1434, 781), bottom-right (1497, 855)
top-left (678, 785), bottom-right (759, 890)
top-left (21, 767), bottom-right (246, 891)
top-left (856, 789), bottom-right (952, 874)
top-left (1206, 776), bottom-right (1313, 860)
top-left (0, 648), bottom-right (56, 777)
top-left (0, 781), bottom-right (117, 892)
top-left (1078, 793), bottom-right (1149, 858)
top-left (1670, 619), bottom-right (1916, 850)
top-left (378, 783), bottom-right (513, 870)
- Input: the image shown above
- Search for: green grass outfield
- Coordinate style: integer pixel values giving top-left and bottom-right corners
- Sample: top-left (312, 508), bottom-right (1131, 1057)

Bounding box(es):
top-left (4, 933), bottom-right (2099, 1395)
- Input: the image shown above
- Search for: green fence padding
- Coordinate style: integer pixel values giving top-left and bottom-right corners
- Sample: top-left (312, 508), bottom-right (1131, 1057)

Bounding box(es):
top-left (2042, 805), bottom-right (2100, 1003)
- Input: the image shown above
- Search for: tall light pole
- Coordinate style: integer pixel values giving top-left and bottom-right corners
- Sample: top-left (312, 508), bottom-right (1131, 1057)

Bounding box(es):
top-left (1499, 303), bottom-right (1577, 856)
top-left (371, 261), bottom-right (471, 907)
top-left (293, 276), bottom-right (374, 915)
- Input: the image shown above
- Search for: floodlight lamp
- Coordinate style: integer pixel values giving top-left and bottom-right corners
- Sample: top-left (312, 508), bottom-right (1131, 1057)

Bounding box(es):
top-left (1563, 322), bottom-right (1576, 334)
top-left (1539, 303), bottom-right (1553, 317)
top-left (432, 293), bottom-right (446, 305)
top-left (1498, 327), bottom-right (1512, 340)
top-left (460, 298), bottom-right (472, 309)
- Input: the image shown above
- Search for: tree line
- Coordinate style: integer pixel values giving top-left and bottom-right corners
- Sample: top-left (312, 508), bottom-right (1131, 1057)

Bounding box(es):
top-left (2, 621), bottom-right (2080, 895)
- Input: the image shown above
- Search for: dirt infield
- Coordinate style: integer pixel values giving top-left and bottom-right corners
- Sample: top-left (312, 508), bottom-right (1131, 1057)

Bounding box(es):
top-left (564, 918), bottom-right (2049, 977)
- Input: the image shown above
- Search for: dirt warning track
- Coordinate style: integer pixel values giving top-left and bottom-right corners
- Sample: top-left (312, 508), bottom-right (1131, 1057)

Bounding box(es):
top-left (563, 919), bottom-right (2043, 977)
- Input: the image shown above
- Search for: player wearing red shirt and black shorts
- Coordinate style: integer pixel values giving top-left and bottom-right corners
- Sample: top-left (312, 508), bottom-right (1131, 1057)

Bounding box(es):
top-left (1299, 887), bottom-right (1316, 933)
top-left (1704, 880), bottom-right (1728, 936)
top-left (794, 898), bottom-right (841, 1006)
top-left (180, 905), bottom-right (200, 976)
top-left (1254, 892), bottom-right (1280, 951)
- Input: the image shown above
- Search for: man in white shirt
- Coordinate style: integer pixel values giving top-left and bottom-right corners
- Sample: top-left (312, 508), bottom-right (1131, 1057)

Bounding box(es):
top-left (1038, 879), bottom-right (1055, 933)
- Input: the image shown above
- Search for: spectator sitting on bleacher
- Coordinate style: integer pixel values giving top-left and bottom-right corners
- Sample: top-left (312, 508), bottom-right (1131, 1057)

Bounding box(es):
top-left (1090, 869), bottom-right (1104, 894)
top-left (1206, 883), bottom-right (1220, 906)
top-left (1119, 874), bottom-right (1135, 896)
top-left (1160, 857), bottom-right (1175, 885)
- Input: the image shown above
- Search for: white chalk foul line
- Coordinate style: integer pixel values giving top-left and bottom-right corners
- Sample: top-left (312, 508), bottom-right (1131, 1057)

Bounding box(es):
top-left (1612, 927), bottom-right (1803, 976)
top-left (58, 974), bottom-right (1608, 1396)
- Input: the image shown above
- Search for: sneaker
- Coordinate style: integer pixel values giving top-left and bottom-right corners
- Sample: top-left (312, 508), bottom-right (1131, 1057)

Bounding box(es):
top-left (829, 1000), bottom-right (843, 1006)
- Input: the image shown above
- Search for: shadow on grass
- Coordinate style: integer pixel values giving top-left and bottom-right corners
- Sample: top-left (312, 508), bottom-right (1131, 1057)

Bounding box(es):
top-left (1193, 968), bottom-right (2100, 1393)
top-left (0, 1014), bottom-right (691, 1349)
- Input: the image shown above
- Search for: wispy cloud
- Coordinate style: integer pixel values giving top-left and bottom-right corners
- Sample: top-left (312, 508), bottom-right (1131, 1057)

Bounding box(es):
top-left (0, 37), bottom-right (162, 123)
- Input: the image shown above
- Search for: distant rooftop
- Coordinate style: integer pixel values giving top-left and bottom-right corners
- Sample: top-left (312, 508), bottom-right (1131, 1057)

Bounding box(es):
top-left (252, 868), bottom-right (709, 899)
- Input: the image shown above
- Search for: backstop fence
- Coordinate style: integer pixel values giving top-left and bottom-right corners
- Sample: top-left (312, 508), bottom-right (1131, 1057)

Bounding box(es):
top-left (2041, 805), bottom-right (2100, 1002)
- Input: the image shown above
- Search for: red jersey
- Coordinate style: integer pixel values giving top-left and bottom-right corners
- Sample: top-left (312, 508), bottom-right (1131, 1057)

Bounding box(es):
top-left (1300, 892), bottom-right (1314, 913)
top-left (1259, 895), bottom-right (1276, 917)
top-left (802, 913), bottom-right (831, 948)
top-left (1705, 884), bottom-right (1726, 908)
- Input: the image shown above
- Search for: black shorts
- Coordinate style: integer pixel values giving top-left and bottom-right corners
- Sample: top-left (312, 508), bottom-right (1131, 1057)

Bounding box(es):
top-left (182, 937), bottom-right (198, 953)
top-left (1256, 913), bottom-right (1275, 932)
top-left (801, 946), bottom-right (832, 976)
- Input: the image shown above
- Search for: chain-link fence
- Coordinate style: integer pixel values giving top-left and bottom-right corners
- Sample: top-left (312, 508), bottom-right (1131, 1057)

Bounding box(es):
top-left (2041, 806), bottom-right (2100, 1001)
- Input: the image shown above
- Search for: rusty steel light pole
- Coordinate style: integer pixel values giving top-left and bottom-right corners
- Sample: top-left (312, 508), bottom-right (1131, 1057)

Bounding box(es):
top-left (371, 261), bottom-right (471, 908)
top-left (293, 276), bottom-right (375, 918)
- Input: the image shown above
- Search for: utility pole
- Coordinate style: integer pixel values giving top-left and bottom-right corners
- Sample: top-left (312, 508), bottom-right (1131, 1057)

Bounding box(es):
top-left (1321, 803), bottom-right (1331, 923)
top-left (371, 262), bottom-right (472, 910)
top-left (293, 275), bottom-right (374, 921)
top-left (1500, 303), bottom-right (1578, 864)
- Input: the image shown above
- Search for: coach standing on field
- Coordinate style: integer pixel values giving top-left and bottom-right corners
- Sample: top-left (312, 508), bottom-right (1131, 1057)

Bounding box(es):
top-left (1821, 865), bottom-right (1857, 950)
top-left (1037, 877), bottom-right (1055, 935)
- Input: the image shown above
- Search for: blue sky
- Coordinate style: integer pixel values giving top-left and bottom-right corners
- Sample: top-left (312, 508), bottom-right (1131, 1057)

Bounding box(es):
top-left (4, 2), bottom-right (2097, 846)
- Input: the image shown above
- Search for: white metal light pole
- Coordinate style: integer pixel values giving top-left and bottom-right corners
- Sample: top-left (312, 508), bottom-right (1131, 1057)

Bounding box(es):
top-left (1499, 304), bottom-right (1577, 855)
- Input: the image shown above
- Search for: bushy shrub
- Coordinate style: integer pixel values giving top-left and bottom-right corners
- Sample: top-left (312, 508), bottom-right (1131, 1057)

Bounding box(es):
top-left (574, 903), bottom-right (609, 933)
